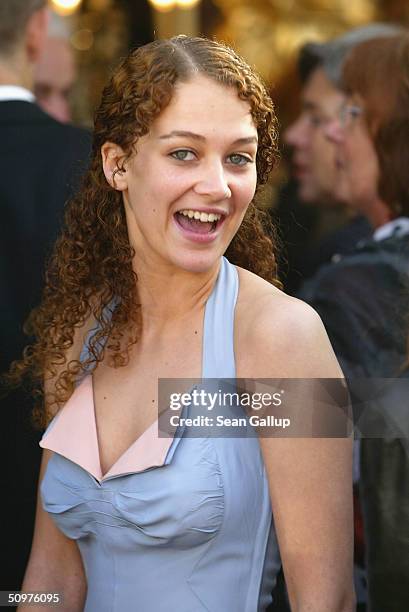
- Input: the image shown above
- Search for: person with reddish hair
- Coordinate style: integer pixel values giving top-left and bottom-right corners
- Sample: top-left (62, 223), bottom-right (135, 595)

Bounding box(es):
top-left (301, 32), bottom-right (409, 611)
top-left (11, 36), bottom-right (354, 611)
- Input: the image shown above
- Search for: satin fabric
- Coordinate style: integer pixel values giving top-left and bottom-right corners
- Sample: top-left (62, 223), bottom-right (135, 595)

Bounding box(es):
top-left (40, 257), bottom-right (281, 611)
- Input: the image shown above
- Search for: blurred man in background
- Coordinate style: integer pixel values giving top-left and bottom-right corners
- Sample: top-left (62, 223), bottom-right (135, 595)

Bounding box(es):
top-left (34, 11), bottom-right (76, 123)
top-left (0, 0), bottom-right (90, 590)
top-left (284, 46), bottom-right (344, 207)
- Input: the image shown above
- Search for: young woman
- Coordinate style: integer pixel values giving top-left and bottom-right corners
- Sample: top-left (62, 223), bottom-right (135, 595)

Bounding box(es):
top-left (16, 36), bottom-right (353, 611)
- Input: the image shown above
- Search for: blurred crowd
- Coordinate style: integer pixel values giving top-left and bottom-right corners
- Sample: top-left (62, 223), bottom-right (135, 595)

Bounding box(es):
top-left (1, 2), bottom-right (408, 611)
top-left (272, 22), bottom-right (409, 612)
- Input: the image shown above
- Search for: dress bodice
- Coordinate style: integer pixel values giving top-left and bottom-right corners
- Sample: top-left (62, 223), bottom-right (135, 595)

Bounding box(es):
top-left (40, 257), bottom-right (281, 611)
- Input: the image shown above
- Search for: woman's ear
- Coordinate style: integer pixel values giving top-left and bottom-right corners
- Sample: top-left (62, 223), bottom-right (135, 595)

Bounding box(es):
top-left (101, 142), bottom-right (128, 191)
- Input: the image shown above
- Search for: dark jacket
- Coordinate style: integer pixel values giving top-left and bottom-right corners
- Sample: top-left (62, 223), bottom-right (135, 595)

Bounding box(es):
top-left (299, 233), bottom-right (409, 379)
top-left (0, 100), bottom-right (91, 590)
top-left (0, 100), bottom-right (91, 371)
top-left (300, 231), bottom-right (409, 612)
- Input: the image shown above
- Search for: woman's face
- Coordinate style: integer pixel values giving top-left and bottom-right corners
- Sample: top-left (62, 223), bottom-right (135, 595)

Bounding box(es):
top-left (104, 74), bottom-right (258, 274)
top-left (324, 97), bottom-right (380, 213)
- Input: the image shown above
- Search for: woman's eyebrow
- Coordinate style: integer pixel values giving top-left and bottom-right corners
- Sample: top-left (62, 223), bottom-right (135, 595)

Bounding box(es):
top-left (159, 130), bottom-right (205, 141)
top-left (233, 136), bottom-right (258, 146)
top-left (158, 130), bottom-right (258, 145)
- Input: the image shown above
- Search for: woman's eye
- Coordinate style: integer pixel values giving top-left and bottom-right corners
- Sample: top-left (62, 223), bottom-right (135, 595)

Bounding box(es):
top-left (228, 153), bottom-right (252, 166)
top-left (170, 150), bottom-right (195, 161)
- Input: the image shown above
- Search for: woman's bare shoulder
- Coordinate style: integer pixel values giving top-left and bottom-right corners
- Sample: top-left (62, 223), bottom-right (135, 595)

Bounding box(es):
top-left (236, 265), bottom-right (320, 333)
top-left (235, 266), bottom-right (341, 378)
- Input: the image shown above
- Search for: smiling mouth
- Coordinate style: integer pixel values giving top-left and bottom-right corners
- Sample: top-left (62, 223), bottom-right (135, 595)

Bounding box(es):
top-left (174, 209), bottom-right (225, 234)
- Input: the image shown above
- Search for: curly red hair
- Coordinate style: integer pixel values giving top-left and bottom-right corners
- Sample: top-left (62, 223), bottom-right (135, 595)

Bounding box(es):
top-left (7, 36), bottom-right (281, 427)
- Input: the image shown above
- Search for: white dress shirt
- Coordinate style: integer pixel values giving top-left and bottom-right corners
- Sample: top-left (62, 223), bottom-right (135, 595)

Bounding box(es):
top-left (0, 85), bottom-right (35, 103)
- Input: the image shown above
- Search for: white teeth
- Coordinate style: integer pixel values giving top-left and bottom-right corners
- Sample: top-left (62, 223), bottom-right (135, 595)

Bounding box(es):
top-left (178, 209), bottom-right (222, 223)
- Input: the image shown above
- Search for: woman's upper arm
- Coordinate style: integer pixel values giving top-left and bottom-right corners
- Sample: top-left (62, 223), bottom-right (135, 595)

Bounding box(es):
top-left (260, 437), bottom-right (353, 611)
top-left (19, 312), bottom-right (99, 609)
top-left (21, 314), bottom-right (94, 603)
top-left (19, 449), bottom-right (86, 610)
top-left (250, 298), bottom-right (355, 611)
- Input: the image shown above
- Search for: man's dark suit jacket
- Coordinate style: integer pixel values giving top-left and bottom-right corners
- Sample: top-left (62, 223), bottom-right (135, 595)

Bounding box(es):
top-left (0, 100), bottom-right (91, 589)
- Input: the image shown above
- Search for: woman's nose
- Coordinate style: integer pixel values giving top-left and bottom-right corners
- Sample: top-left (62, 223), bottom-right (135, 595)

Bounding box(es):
top-left (193, 161), bottom-right (232, 201)
top-left (324, 118), bottom-right (345, 144)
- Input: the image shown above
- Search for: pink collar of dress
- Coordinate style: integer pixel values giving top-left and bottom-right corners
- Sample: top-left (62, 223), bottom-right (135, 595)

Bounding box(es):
top-left (39, 375), bottom-right (174, 482)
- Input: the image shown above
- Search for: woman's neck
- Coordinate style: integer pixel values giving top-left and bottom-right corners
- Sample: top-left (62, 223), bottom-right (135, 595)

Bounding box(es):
top-left (362, 197), bottom-right (392, 229)
top-left (133, 258), bottom-right (221, 329)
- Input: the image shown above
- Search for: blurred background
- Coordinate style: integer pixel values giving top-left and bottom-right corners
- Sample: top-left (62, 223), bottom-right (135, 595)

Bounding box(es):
top-left (47, 0), bottom-right (409, 229)
top-left (7, 4), bottom-right (408, 607)
top-left (48, 0), bottom-right (407, 127)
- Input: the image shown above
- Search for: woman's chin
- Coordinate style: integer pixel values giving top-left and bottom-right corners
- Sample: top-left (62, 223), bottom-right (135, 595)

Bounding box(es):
top-left (171, 251), bottom-right (223, 275)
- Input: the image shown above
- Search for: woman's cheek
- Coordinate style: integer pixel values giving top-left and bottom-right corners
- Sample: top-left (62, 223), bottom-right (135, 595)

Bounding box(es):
top-left (242, 178), bottom-right (257, 208)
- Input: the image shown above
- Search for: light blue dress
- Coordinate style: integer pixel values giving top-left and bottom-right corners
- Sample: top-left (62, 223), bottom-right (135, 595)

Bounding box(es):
top-left (40, 257), bottom-right (281, 611)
